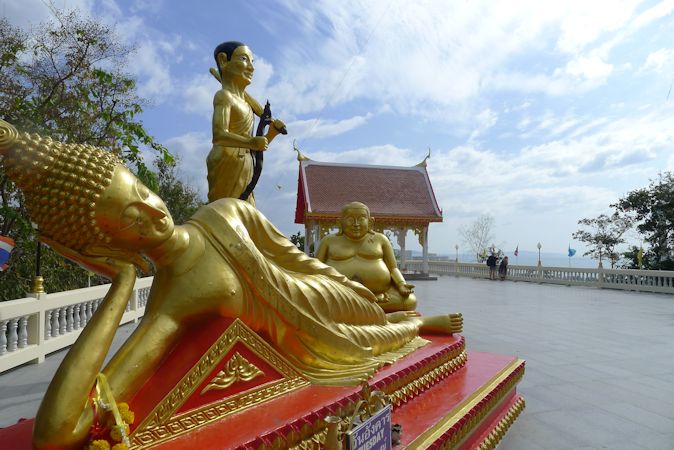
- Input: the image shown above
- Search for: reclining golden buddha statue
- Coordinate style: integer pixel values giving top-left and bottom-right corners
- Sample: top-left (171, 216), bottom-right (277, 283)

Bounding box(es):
top-left (0, 120), bottom-right (462, 450)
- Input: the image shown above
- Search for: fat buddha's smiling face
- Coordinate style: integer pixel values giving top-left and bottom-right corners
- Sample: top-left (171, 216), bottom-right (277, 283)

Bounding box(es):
top-left (95, 165), bottom-right (174, 249)
top-left (341, 207), bottom-right (370, 241)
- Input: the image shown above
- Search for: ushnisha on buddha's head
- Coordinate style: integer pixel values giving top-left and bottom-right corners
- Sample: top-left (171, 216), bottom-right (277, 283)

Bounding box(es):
top-left (0, 120), bottom-right (174, 262)
top-left (339, 201), bottom-right (375, 240)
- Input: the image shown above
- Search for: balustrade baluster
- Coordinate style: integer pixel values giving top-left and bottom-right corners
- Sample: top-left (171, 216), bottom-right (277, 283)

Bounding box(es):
top-left (85, 301), bottom-right (93, 323)
top-left (7, 319), bottom-right (18, 352)
top-left (51, 309), bottom-right (59, 337)
top-left (66, 306), bottom-right (74, 332)
top-left (59, 307), bottom-right (67, 335)
top-left (0, 320), bottom-right (7, 355)
top-left (18, 316), bottom-right (28, 348)
top-left (45, 310), bottom-right (52, 340)
top-left (73, 304), bottom-right (80, 330)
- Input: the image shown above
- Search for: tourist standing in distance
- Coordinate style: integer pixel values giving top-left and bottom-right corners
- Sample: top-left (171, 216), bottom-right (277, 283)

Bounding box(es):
top-left (498, 256), bottom-right (509, 281)
top-left (486, 252), bottom-right (497, 280)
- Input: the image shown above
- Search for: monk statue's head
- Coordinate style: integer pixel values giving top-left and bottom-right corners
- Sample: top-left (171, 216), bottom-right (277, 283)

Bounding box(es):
top-left (338, 201), bottom-right (374, 240)
top-left (213, 41), bottom-right (254, 86)
top-left (0, 120), bottom-right (173, 264)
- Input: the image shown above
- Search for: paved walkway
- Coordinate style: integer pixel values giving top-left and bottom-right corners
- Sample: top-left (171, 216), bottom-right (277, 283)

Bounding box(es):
top-left (2, 277), bottom-right (674, 449)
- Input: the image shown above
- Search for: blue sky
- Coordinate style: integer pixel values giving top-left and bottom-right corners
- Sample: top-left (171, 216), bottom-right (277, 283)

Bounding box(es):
top-left (5, 0), bottom-right (674, 261)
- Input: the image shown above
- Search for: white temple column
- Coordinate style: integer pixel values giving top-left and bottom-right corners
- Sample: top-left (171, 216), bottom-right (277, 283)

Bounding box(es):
top-left (421, 225), bottom-right (429, 275)
top-left (397, 229), bottom-right (408, 271)
top-left (304, 223), bottom-right (311, 254)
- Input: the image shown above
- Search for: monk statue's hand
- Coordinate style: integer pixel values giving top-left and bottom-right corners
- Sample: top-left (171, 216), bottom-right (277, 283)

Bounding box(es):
top-left (250, 136), bottom-right (268, 150)
top-left (266, 119), bottom-right (287, 143)
top-left (41, 237), bottom-right (138, 279)
top-left (398, 283), bottom-right (415, 296)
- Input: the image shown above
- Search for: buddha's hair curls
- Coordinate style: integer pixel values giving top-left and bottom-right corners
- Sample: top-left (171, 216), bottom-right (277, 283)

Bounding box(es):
top-left (0, 120), bottom-right (121, 251)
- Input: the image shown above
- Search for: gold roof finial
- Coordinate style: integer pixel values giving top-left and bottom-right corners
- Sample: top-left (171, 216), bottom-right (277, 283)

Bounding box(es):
top-left (294, 139), bottom-right (311, 161)
top-left (416, 147), bottom-right (431, 167)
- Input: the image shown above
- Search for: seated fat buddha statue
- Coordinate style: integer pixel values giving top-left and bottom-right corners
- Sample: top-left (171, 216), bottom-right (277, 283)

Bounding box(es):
top-left (0, 120), bottom-right (462, 450)
top-left (317, 202), bottom-right (417, 313)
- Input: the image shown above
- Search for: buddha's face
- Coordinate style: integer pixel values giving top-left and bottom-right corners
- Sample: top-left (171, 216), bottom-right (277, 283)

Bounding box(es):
top-left (219, 45), bottom-right (254, 86)
top-left (95, 165), bottom-right (174, 250)
top-left (341, 207), bottom-right (369, 240)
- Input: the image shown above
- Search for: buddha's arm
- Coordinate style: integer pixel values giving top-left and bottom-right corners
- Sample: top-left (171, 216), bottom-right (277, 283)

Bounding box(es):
top-left (315, 237), bottom-right (330, 262)
top-left (33, 262), bottom-right (136, 450)
top-left (380, 235), bottom-right (413, 292)
top-left (212, 91), bottom-right (266, 150)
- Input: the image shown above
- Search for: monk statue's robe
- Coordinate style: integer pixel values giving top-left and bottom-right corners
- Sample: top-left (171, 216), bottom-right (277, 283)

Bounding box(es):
top-left (206, 105), bottom-right (255, 204)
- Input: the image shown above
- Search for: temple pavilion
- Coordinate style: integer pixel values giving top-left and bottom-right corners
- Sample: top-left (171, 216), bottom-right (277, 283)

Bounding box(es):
top-left (294, 148), bottom-right (443, 274)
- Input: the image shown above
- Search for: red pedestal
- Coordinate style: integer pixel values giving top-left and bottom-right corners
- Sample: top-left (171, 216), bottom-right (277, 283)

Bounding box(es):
top-left (0, 320), bottom-right (525, 450)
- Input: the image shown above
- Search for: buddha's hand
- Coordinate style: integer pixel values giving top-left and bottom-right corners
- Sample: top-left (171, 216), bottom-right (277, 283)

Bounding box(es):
top-left (397, 282), bottom-right (415, 296)
top-left (250, 136), bottom-right (268, 151)
top-left (40, 237), bottom-right (137, 280)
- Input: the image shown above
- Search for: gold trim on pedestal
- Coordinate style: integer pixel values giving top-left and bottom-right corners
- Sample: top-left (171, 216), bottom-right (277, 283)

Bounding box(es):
top-left (407, 358), bottom-right (525, 449)
top-left (201, 352), bottom-right (264, 394)
top-left (130, 319), bottom-right (309, 449)
top-left (477, 397), bottom-right (526, 450)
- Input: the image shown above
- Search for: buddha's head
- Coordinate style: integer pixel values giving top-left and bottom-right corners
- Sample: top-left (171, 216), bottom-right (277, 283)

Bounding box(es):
top-left (0, 120), bottom-right (173, 261)
top-left (214, 41), bottom-right (254, 86)
top-left (339, 201), bottom-right (374, 240)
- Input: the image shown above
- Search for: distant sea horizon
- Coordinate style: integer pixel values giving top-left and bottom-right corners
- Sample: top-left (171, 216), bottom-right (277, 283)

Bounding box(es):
top-left (409, 250), bottom-right (601, 269)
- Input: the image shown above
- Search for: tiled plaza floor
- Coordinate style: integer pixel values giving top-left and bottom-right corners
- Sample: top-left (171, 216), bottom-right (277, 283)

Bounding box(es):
top-left (1, 276), bottom-right (673, 449)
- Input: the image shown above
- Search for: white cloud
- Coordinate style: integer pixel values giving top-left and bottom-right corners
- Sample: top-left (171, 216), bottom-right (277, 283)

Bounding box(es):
top-left (183, 73), bottom-right (216, 119)
top-left (563, 55), bottom-right (614, 83)
top-left (289, 113), bottom-right (372, 140)
top-left (164, 132), bottom-right (211, 197)
top-left (468, 109), bottom-right (499, 143)
top-left (640, 48), bottom-right (674, 73)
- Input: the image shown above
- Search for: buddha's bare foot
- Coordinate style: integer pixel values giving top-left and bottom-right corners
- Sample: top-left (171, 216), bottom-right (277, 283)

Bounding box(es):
top-left (386, 311), bottom-right (420, 323)
top-left (417, 313), bottom-right (463, 335)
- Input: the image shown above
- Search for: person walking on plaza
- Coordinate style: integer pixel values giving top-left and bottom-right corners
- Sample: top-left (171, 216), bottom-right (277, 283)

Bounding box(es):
top-left (486, 253), bottom-right (497, 280)
top-left (499, 256), bottom-right (509, 281)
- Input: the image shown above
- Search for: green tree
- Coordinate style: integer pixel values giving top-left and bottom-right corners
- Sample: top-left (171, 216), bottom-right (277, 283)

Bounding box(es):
top-left (572, 213), bottom-right (633, 268)
top-left (0, 12), bottom-right (172, 300)
top-left (621, 245), bottom-right (650, 270)
top-left (156, 157), bottom-right (204, 226)
top-left (613, 172), bottom-right (674, 270)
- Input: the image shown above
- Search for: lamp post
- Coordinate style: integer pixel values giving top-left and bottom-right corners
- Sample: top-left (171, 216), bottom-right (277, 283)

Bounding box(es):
top-left (455, 244), bottom-right (459, 263)
top-left (30, 222), bottom-right (45, 297)
top-left (537, 242), bottom-right (542, 267)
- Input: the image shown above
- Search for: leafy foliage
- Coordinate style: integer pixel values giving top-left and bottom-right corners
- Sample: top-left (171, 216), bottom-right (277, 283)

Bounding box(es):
top-left (0, 12), bottom-right (173, 300)
top-left (156, 157), bottom-right (204, 226)
top-left (613, 172), bottom-right (674, 270)
top-left (572, 213), bottom-right (632, 268)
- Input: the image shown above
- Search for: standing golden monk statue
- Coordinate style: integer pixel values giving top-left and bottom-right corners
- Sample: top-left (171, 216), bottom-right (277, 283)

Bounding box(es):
top-left (0, 120), bottom-right (461, 450)
top-left (317, 202), bottom-right (417, 312)
top-left (206, 41), bottom-right (286, 206)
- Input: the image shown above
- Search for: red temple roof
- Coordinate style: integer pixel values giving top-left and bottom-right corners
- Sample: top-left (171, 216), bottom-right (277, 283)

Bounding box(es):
top-left (295, 160), bottom-right (442, 224)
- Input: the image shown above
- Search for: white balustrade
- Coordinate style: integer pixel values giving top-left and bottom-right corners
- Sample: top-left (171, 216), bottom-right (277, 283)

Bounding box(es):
top-left (0, 277), bottom-right (152, 374)
top-left (405, 260), bottom-right (674, 294)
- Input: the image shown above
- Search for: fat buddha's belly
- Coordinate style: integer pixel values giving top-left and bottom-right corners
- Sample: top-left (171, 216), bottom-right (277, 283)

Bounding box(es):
top-left (327, 257), bottom-right (392, 294)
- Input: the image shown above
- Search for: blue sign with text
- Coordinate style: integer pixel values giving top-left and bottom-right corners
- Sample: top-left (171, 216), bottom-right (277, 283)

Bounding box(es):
top-left (346, 405), bottom-right (392, 450)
